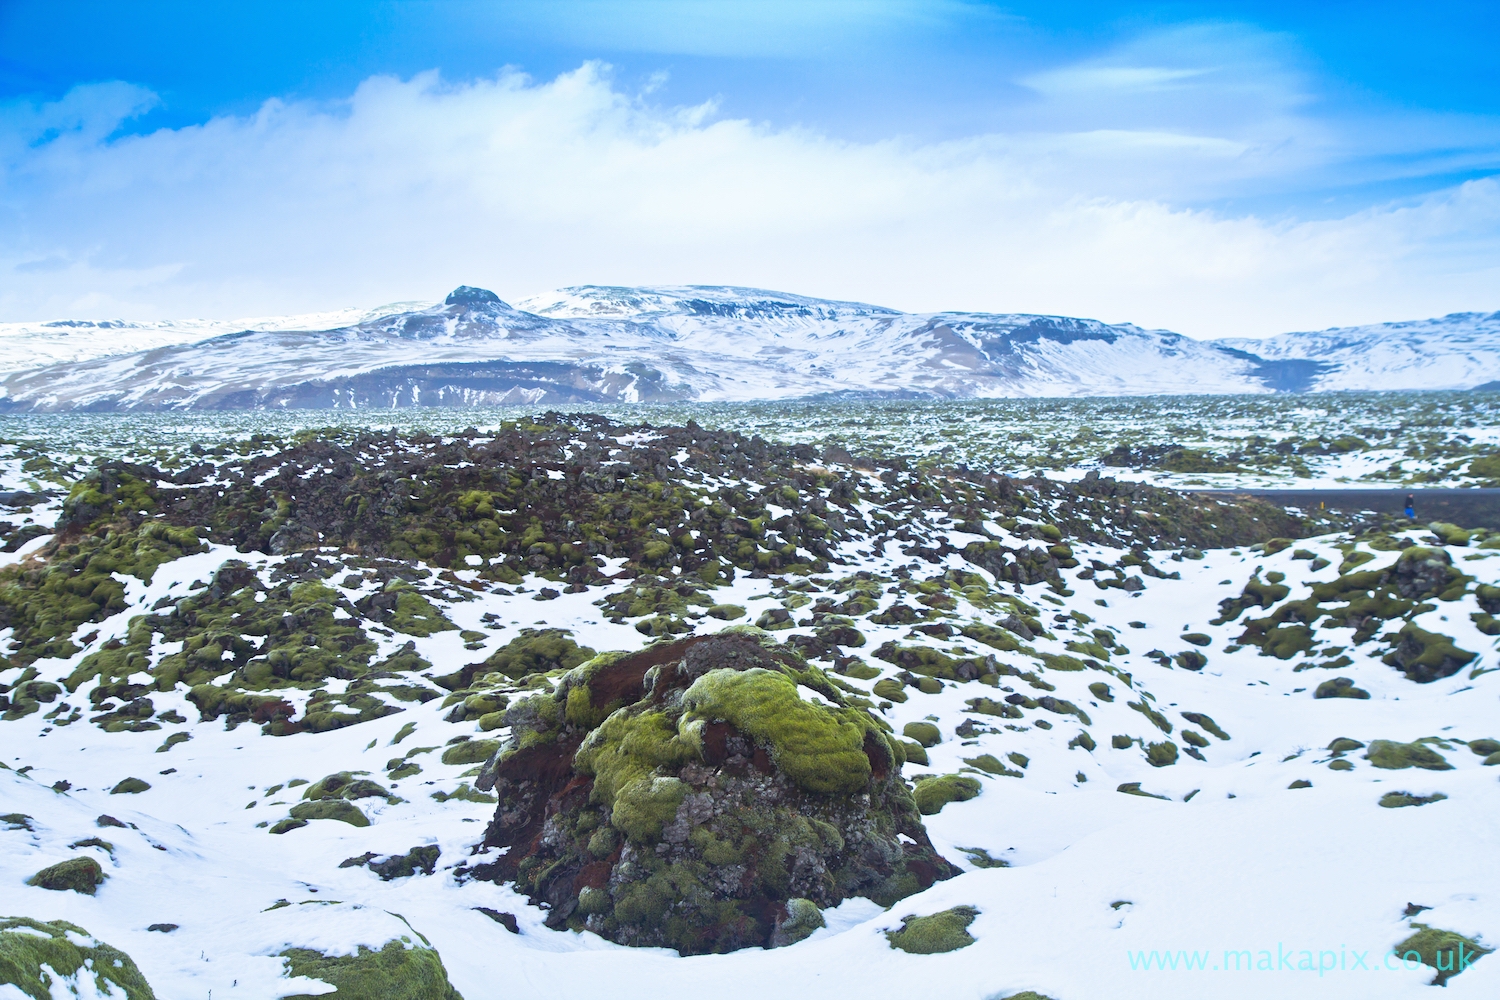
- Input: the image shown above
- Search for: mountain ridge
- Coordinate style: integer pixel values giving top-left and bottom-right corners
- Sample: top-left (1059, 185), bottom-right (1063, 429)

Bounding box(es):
top-left (0, 285), bottom-right (1496, 410)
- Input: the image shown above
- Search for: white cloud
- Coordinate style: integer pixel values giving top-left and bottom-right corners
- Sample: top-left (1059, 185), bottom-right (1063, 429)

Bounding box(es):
top-left (1, 60), bottom-right (1497, 338)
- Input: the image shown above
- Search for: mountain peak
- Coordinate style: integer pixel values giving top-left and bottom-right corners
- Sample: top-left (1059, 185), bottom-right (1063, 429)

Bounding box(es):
top-left (445, 286), bottom-right (504, 307)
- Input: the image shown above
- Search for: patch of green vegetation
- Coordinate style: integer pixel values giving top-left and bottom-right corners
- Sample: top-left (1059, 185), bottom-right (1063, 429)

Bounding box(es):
top-left (110, 777), bottom-right (150, 794)
top-left (1383, 623), bottom-right (1476, 683)
top-left (26, 857), bottom-right (106, 894)
top-left (1469, 738), bottom-right (1500, 756)
top-left (280, 938), bottom-right (464, 1000)
top-left (1392, 923), bottom-right (1490, 985)
top-left (1287, 779), bottom-right (1312, 789)
top-left (885, 906), bottom-right (980, 955)
top-left (1116, 782), bottom-right (1170, 800)
top-left (1314, 677), bottom-right (1370, 699)
top-left (287, 800), bottom-right (370, 827)
top-left (1378, 791), bottom-right (1447, 808)
top-left (1364, 739), bottom-right (1453, 771)
top-left (0, 917), bottom-right (156, 999)
top-left (440, 739), bottom-right (500, 765)
top-left (963, 755), bottom-right (1023, 778)
top-left (1145, 741), bottom-right (1179, 767)
top-left (680, 668), bottom-right (874, 795)
top-left (912, 774), bottom-right (982, 815)
top-left (903, 721), bottom-right (941, 747)
top-left (1088, 681), bottom-right (1113, 701)
top-left (872, 678), bottom-right (907, 703)
top-left (302, 771), bottom-right (393, 802)
top-left (438, 629), bottom-right (594, 689)
top-left (1180, 712), bottom-right (1229, 740)
top-left (1327, 737), bottom-right (1365, 753)
top-left (1128, 699), bottom-right (1171, 734)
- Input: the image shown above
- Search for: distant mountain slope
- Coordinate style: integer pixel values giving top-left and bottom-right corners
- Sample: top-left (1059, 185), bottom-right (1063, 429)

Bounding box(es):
top-left (0, 285), bottom-right (1494, 410)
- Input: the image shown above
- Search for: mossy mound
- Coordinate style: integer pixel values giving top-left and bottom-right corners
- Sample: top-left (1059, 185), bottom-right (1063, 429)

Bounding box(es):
top-left (1382, 624), bottom-right (1476, 683)
top-left (473, 631), bottom-right (957, 955)
top-left (281, 939), bottom-right (463, 1000)
top-left (1364, 739), bottom-right (1453, 771)
top-left (1378, 791), bottom-right (1448, 808)
top-left (1392, 923), bottom-right (1490, 985)
top-left (885, 905), bottom-right (979, 954)
top-left (913, 774), bottom-right (984, 813)
top-left (1315, 677), bottom-right (1370, 699)
top-left (903, 721), bottom-right (941, 747)
top-left (26, 856), bottom-right (105, 894)
top-left (0, 916), bottom-right (156, 999)
top-left (288, 800), bottom-right (370, 827)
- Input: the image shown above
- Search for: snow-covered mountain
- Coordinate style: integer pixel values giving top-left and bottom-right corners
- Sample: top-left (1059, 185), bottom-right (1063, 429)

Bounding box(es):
top-left (0, 285), bottom-right (1495, 410)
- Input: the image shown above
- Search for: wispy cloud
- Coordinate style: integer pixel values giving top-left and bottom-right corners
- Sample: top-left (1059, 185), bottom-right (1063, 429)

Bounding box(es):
top-left (0, 56), bottom-right (1496, 338)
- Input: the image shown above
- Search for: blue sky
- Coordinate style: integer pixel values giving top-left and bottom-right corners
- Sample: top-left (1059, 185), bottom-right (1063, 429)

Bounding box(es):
top-left (2, 0), bottom-right (1498, 336)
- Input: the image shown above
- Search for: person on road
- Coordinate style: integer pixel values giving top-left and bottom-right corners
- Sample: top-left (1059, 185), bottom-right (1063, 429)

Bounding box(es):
top-left (1404, 493), bottom-right (1415, 519)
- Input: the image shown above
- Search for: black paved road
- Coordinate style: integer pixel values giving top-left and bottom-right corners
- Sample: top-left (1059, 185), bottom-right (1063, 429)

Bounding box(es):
top-left (1188, 488), bottom-right (1500, 529)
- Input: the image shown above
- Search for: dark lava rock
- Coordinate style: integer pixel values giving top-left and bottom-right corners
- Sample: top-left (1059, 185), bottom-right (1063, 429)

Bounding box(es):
top-left (472, 630), bottom-right (957, 955)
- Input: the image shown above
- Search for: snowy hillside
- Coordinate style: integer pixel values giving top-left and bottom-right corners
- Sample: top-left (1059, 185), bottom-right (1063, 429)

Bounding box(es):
top-left (0, 286), bottom-right (1496, 410)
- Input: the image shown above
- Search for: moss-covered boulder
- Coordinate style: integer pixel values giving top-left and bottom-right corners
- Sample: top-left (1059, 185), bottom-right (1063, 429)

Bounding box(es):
top-left (885, 905), bottom-right (979, 954)
top-left (1383, 624), bottom-right (1476, 683)
top-left (473, 630), bottom-right (957, 955)
top-left (0, 917), bottom-right (155, 998)
top-left (1364, 739), bottom-right (1452, 771)
top-left (26, 857), bottom-right (106, 894)
top-left (281, 939), bottom-right (463, 1000)
top-left (1392, 923), bottom-right (1490, 986)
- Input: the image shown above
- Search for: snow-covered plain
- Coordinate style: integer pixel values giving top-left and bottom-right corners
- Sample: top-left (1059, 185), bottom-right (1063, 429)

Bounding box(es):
top-left (2, 420), bottom-right (1497, 1000)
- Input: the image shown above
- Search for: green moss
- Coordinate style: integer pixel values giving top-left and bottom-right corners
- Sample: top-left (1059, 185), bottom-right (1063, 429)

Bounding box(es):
top-left (1110, 734), bottom-right (1134, 749)
top-left (383, 586), bottom-right (458, 637)
top-left (288, 800), bottom-right (369, 827)
top-left (903, 721), bottom-right (941, 747)
top-left (1314, 677), bottom-right (1370, 699)
top-left (1116, 782), bottom-right (1170, 800)
top-left (154, 732), bottom-right (190, 753)
top-left (1088, 681), bottom-right (1113, 701)
top-left (681, 668), bottom-right (873, 795)
top-left (0, 917), bottom-right (156, 999)
top-left (1327, 737), bottom-right (1365, 753)
top-left (444, 629), bottom-right (594, 688)
top-left (912, 774), bottom-right (982, 815)
top-left (440, 739), bottom-right (500, 766)
top-left (871, 678), bottom-right (907, 703)
top-left (1287, 779), bottom-right (1312, 789)
top-left (302, 772), bottom-right (392, 801)
top-left (26, 857), bottom-right (105, 894)
top-left (1365, 739), bottom-right (1452, 770)
top-left (575, 710), bottom-right (696, 819)
top-left (1068, 730), bottom-right (1096, 751)
top-left (110, 777), bottom-right (150, 794)
top-left (898, 740), bottom-right (929, 766)
top-left (1180, 729), bottom-right (1209, 748)
top-left (1392, 923), bottom-right (1490, 985)
top-left (280, 939), bottom-right (463, 1000)
top-left (1469, 738), bottom-right (1500, 756)
top-left (1383, 623), bottom-right (1476, 683)
top-left (706, 604), bottom-right (746, 620)
top-left (1128, 700), bottom-right (1172, 734)
top-left (1180, 712), bottom-right (1229, 740)
top-left (963, 754), bottom-right (1023, 778)
top-left (772, 898), bottom-right (825, 947)
top-left (1378, 791), bottom-right (1447, 808)
top-left (1145, 741), bottom-right (1179, 767)
top-left (885, 906), bottom-right (979, 954)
